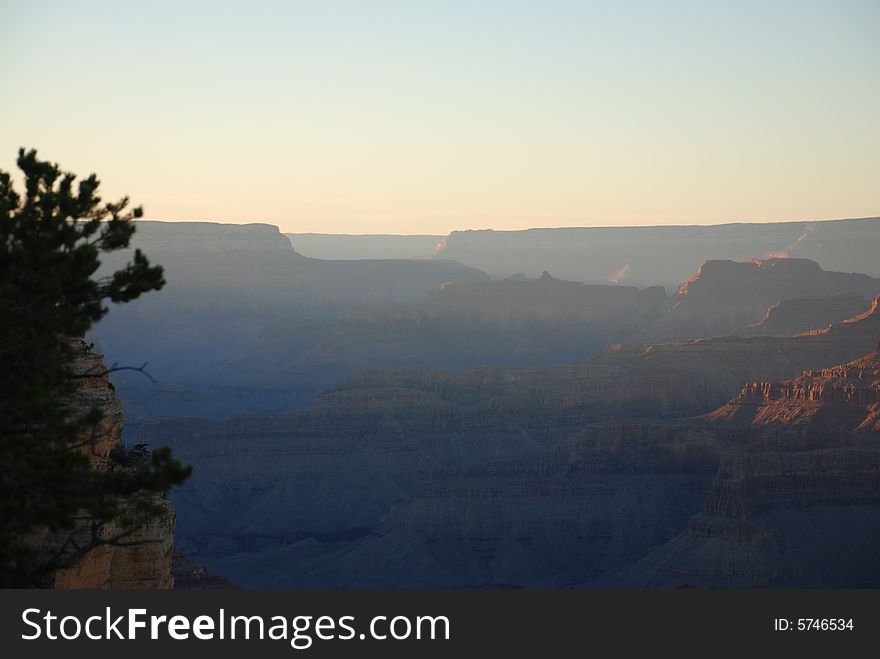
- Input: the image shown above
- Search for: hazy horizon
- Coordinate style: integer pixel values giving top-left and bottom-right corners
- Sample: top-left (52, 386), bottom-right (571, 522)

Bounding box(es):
top-left (149, 212), bottom-right (880, 236)
top-left (2, 0), bottom-right (879, 234)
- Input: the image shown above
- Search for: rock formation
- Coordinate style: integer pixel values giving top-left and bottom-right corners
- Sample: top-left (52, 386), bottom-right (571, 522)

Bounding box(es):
top-left (44, 341), bottom-right (176, 589)
top-left (267, 342), bottom-right (880, 588)
top-left (91, 219), bottom-right (880, 588)
top-left (603, 343), bottom-right (880, 587)
top-left (734, 293), bottom-right (869, 337)
top-left (431, 217), bottom-right (880, 288)
top-left (94, 221), bottom-right (879, 433)
top-left (648, 258), bottom-right (880, 339)
top-left (100, 221), bottom-right (487, 313)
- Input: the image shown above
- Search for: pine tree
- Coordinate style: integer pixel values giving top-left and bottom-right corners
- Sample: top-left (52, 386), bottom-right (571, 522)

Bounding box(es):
top-left (0, 148), bottom-right (191, 586)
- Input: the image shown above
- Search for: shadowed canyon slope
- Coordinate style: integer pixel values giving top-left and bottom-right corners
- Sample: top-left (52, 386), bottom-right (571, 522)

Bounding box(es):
top-left (649, 258), bottom-right (880, 339)
top-left (220, 272), bottom-right (669, 387)
top-left (93, 221), bottom-right (879, 431)
top-left (135, 294), bottom-right (880, 586)
top-left (349, 341), bottom-right (880, 588)
top-left (87, 219), bottom-right (880, 588)
top-left (187, 336), bottom-right (880, 588)
top-left (734, 293), bottom-right (869, 337)
top-left (599, 344), bottom-right (880, 587)
top-left (93, 221), bottom-right (488, 424)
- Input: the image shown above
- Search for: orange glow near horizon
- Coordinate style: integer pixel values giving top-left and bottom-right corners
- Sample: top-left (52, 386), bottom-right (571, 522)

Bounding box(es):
top-left (1, 1), bottom-right (878, 235)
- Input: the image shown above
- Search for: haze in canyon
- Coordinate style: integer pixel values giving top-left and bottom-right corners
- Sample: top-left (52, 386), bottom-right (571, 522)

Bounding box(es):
top-left (81, 216), bottom-right (880, 588)
top-left (5, 0), bottom-right (880, 593)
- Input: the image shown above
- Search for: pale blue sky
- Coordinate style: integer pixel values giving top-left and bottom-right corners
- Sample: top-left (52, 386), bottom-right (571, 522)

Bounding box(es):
top-left (1, 0), bottom-right (878, 233)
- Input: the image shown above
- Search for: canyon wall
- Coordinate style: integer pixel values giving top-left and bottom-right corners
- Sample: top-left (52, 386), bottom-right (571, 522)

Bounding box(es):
top-left (137, 296), bottom-right (880, 586)
top-left (432, 217), bottom-right (880, 288)
top-left (94, 219), bottom-right (879, 433)
top-left (92, 221), bottom-right (490, 428)
top-left (735, 293), bottom-right (869, 337)
top-left (603, 344), bottom-right (880, 587)
top-left (648, 258), bottom-right (880, 339)
top-left (46, 342), bottom-right (176, 589)
top-left (266, 342), bottom-right (880, 588)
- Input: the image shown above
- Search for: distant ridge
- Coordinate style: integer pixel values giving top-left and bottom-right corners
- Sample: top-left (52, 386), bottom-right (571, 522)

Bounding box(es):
top-left (431, 216), bottom-right (880, 288)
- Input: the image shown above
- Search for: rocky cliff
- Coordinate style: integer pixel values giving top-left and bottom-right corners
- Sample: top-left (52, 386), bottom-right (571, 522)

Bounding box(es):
top-left (734, 293), bottom-right (869, 337)
top-left (45, 341), bottom-right (176, 589)
top-left (648, 258), bottom-right (880, 339)
top-left (596, 343), bottom-right (880, 587)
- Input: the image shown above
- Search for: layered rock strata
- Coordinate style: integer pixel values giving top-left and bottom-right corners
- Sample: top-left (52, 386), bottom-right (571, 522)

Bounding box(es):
top-left (649, 258), bottom-right (880, 339)
top-left (139, 298), bottom-right (880, 585)
top-left (735, 293), bottom-right (868, 337)
top-left (597, 344), bottom-right (880, 587)
top-left (45, 342), bottom-right (176, 589)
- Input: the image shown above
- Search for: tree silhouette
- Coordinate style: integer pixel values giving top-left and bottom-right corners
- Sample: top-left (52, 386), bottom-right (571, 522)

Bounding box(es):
top-left (0, 148), bottom-right (191, 587)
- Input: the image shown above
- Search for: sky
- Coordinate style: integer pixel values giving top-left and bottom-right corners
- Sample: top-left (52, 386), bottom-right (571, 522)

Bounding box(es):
top-left (1, 0), bottom-right (878, 234)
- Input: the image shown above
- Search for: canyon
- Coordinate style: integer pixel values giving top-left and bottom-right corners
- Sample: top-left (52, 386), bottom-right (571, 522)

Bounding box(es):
top-left (84, 217), bottom-right (880, 588)
top-left (136, 294), bottom-right (880, 586)
top-left (598, 344), bottom-right (880, 587)
top-left (91, 219), bottom-right (880, 435)
top-left (431, 217), bottom-right (880, 288)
